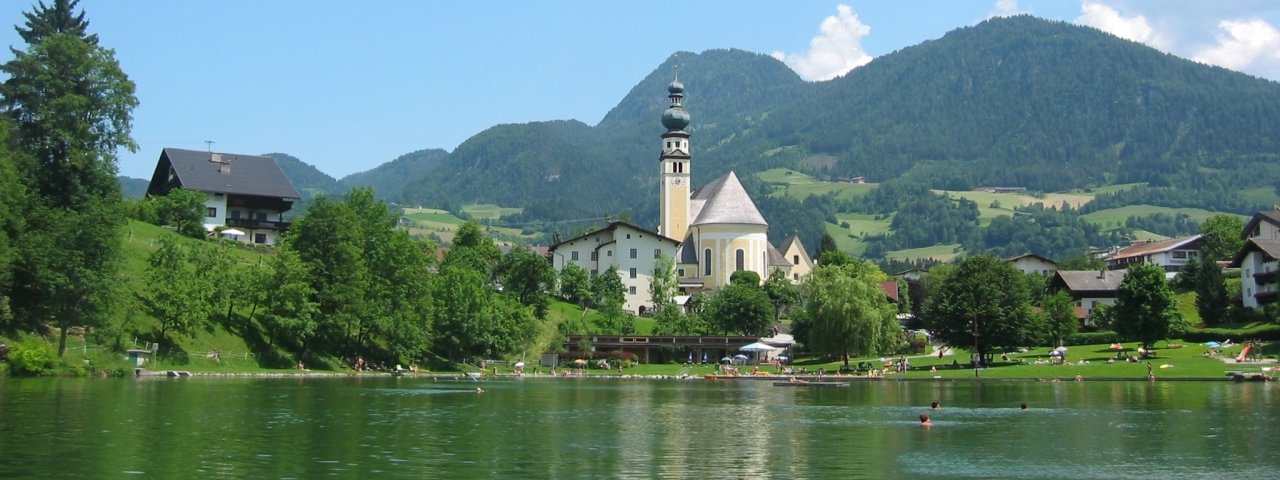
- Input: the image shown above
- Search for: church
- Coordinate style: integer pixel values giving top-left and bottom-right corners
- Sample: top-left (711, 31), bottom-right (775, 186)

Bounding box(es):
top-left (549, 78), bottom-right (813, 314)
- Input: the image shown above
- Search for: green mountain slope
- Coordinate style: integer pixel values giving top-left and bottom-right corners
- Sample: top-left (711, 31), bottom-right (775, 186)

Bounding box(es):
top-left (388, 16), bottom-right (1280, 231)
top-left (339, 148), bottom-right (448, 202)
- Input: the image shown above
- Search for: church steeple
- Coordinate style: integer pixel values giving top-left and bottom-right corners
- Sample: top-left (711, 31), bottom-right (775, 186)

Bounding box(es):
top-left (659, 71), bottom-right (692, 241)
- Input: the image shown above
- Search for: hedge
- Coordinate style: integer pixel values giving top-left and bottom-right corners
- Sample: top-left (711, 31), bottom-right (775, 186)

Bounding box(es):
top-left (1181, 324), bottom-right (1280, 343)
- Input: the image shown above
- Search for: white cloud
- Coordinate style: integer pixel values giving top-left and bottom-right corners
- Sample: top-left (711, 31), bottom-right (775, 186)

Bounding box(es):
top-left (771, 4), bottom-right (873, 81)
top-left (1075, 2), bottom-right (1170, 50)
top-left (991, 0), bottom-right (1022, 18)
top-left (1192, 18), bottom-right (1280, 76)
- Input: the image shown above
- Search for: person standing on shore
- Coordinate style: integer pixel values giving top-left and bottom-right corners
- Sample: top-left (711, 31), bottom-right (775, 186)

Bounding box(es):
top-left (1147, 362), bottom-right (1155, 382)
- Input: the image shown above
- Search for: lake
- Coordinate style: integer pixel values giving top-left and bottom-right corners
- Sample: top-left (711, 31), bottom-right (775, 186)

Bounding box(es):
top-left (0, 376), bottom-right (1275, 478)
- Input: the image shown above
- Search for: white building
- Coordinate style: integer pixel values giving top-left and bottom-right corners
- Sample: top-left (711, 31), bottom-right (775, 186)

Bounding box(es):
top-left (548, 77), bottom-right (813, 314)
top-left (1232, 210), bottom-right (1280, 309)
top-left (1004, 253), bottom-right (1058, 276)
top-left (146, 148), bottom-right (301, 245)
top-left (548, 222), bottom-right (680, 314)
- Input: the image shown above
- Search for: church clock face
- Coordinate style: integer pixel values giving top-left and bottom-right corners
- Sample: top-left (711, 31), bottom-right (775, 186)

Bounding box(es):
top-left (673, 177), bottom-right (683, 185)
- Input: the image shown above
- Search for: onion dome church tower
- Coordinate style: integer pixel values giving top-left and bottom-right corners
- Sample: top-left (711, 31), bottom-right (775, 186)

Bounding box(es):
top-left (658, 77), bottom-right (692, 241)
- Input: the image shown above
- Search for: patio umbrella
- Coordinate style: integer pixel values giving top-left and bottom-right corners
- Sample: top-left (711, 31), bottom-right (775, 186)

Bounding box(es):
top-left (221, 228), bottom-right (246, 236)
top-left (732, 354), bottom-right (749, 365)
top-left (720, 357), bottom-right (732, 364)
top-left (740, 342), bottom-right (778, 352)
top-left (514, 361), bottom-right (525, 368)
top-left (1053, 346), bottom-right (1069, 353)
top-left (574, 359), bottom-right (587, 366)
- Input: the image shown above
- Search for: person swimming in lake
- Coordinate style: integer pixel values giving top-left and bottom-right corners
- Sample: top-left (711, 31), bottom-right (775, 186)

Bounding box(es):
top-left (919, 413), bottom-right (932, 427)
top-left (931, 401), bottom-right (940, 410)
top-left (1020, 402), bottom-right (1028, 410)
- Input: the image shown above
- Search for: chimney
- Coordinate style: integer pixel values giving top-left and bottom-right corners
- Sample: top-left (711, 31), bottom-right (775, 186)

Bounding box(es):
top-left (1098, 268), bottom-right (1106, 279)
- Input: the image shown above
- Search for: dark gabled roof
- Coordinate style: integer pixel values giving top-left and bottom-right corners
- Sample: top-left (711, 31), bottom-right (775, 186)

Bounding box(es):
top-left (1230, 237), bottom-right (1280, 267)
top-left (1051, 270), bottom-right (1128, 294)
top-left (1004, 253), bottom-right (1057, 265)
top-left (148, 148), bottom-right (300, 199)
top-left (549, 221), bottom-right (680, 251)
top-left (1241, 210), bottom-right (1280, 239)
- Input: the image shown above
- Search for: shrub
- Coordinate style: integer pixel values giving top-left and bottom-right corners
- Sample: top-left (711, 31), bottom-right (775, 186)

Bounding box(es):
top-left (7, 340), bottom-right (57, 376)
top-left (1182, 324), bottom-right (1280, 343)
top-left (1065, 331), bottom-right (1119, 346)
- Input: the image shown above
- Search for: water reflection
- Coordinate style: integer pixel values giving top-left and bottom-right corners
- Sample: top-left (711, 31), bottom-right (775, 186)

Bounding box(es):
top-left (0, 378), bottom-right (1276, 478)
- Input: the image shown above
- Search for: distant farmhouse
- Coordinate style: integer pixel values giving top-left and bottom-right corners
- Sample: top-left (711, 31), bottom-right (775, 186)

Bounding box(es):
top-left (1004, 253), bottom-right (1057, 276)
top-left (1049, 269), bottom-right (1127, 327)
top-left (1102, 235), bottom-right (1203, 278)
top-left (1232, 210), bottom-right (1280, 309)
top-left (146, 148), bottom-right (301, 245)
top-left (549, 79), bottom-right (813, 314)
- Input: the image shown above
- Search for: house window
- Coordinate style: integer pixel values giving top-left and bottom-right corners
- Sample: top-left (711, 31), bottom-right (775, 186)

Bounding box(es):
top-left (571, 251), bottom-right (579, 261)
top-left (591, 251), bottom-right (598, 261)
top-left (229, 210), bottom-right (241, 220)
top-left (654, 249), bottom-right (661, 259)
top-left (1173, 251), bottom-right (1187, 259)
top-left (793, 273), bottom-right (799, 281)
top-left (626, 234), bottom-right (631, 239)
top-left (630, 248), bottom-right (637, 259)
top-left (703, 249), bottom-right (712, 276)
top-left (629, 286), bottom-right (637, 295)
top-left (678, 268), bottom-right (685, 277)
top-left (255, 212), bottom-right (267, 221)
top-left (629, 268), bottom-right (637, 279)
top-left (736, 249), bottom-right (745, 271)
top-left (591, 269), bottom-right (598, 276)
top-left (793, 255), bottom-right (799, 265)
top-left (206, 207), bottom-right (217, 218)
top-left (253, 233), bottom-right (267, 244)
top-left (608, 251), bottom-right (612, 257)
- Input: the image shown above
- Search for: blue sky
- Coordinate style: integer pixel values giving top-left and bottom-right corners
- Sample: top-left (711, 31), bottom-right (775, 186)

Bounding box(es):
top-left (1, 1), bottom-right (1277, 180)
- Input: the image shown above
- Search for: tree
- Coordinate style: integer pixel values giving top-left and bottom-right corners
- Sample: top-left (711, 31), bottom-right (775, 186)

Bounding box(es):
top-left (143, 238), bottom-right (213, 341)
top-left (1040, 291), bottom-right (1077, 347)
top-left (1192, 258), bottom-right (1230, 326)
top-left (495, 246), bottom-right (555, 318)
top-left (1199, 214), bottom-right (1245, 262)
top-left (154, 188), bottom-right (207, 238)
top-left (283, 197), bottom-right (368, 358)
top-left (3, 33), bottom-right (136, 208)
top-left (705, 282), bottom-right (772, 336)
top-left (648, 254), bottom-right (677, 312)
top-left (800, 260), bottom-right (899, 367)
top-left (817, 232), bottom-right (839, 260)
top-left (1111, 263), bottom-right (1178, 351)
top-left (3, 2), bottom-right (136, 355)
top-left (763, 269), bottom-right (799, 321)
top-left (591, 266), bottom-right (625, 310)
top-left (729, 270), bottom-right (761, 286)
top-left (558, 263), bottom-right (591, 307)
top-left (14, 0), bottom-right (98, 46)
top-left (0, 124), bottom-right (23, 331)
top-left (923, 255), bottom-right (1038, 364)
top-left (260, 250), bottom-right (319, 353)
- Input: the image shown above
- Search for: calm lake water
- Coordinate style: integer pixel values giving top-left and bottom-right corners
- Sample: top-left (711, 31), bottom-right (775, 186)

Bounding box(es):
top-left (1, 376), bottom-right (1276, 478)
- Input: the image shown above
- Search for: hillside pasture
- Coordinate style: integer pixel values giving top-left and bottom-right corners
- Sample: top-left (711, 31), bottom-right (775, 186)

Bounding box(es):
top-left (824, 221), bottom-right (870, 256)
top-left (885, 243), bottom-right (963, 262)
top-left (1080, 205), bottom-right (1244, 230)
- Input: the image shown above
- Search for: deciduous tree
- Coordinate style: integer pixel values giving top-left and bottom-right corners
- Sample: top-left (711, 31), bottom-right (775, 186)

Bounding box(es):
top-left (923, 255), bottom-right (1038, 364)
top-left (1112, 263), bottom-right (1178, 351)
top-left (800, 260), bottom-right (899, 367)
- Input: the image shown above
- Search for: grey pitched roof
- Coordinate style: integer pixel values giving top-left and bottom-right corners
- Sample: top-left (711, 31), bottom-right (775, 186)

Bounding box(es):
top-left (1242, 210), bottom-right (1280, 239)
top-left (148, 148), bottom-right (300, 199)
top-left (1053, 270), bottom-right (1128, 293)
top-left (767, 243), bottom-right (790, 266)
top-left (1108, 235), bottom-right (1202, 262)
top-left (549, 221), bottom-right (679, 251)
top-left (689, 171), bottom-right (767, 226)
top-left (1230, 237), bottom-right (1280, 267)
top-left (677, 232), bottom-right (698, 264)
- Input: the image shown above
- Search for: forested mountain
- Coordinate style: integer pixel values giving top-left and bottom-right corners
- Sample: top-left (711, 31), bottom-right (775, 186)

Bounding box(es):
top-left (119, 176), bottom-right (148, 199)
top-left (153, 16), bottom-right (1280, 254)
top-left (338, 148), bottom-right (448, 202)
top-left (267, 152), bottom-right (341, 201)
